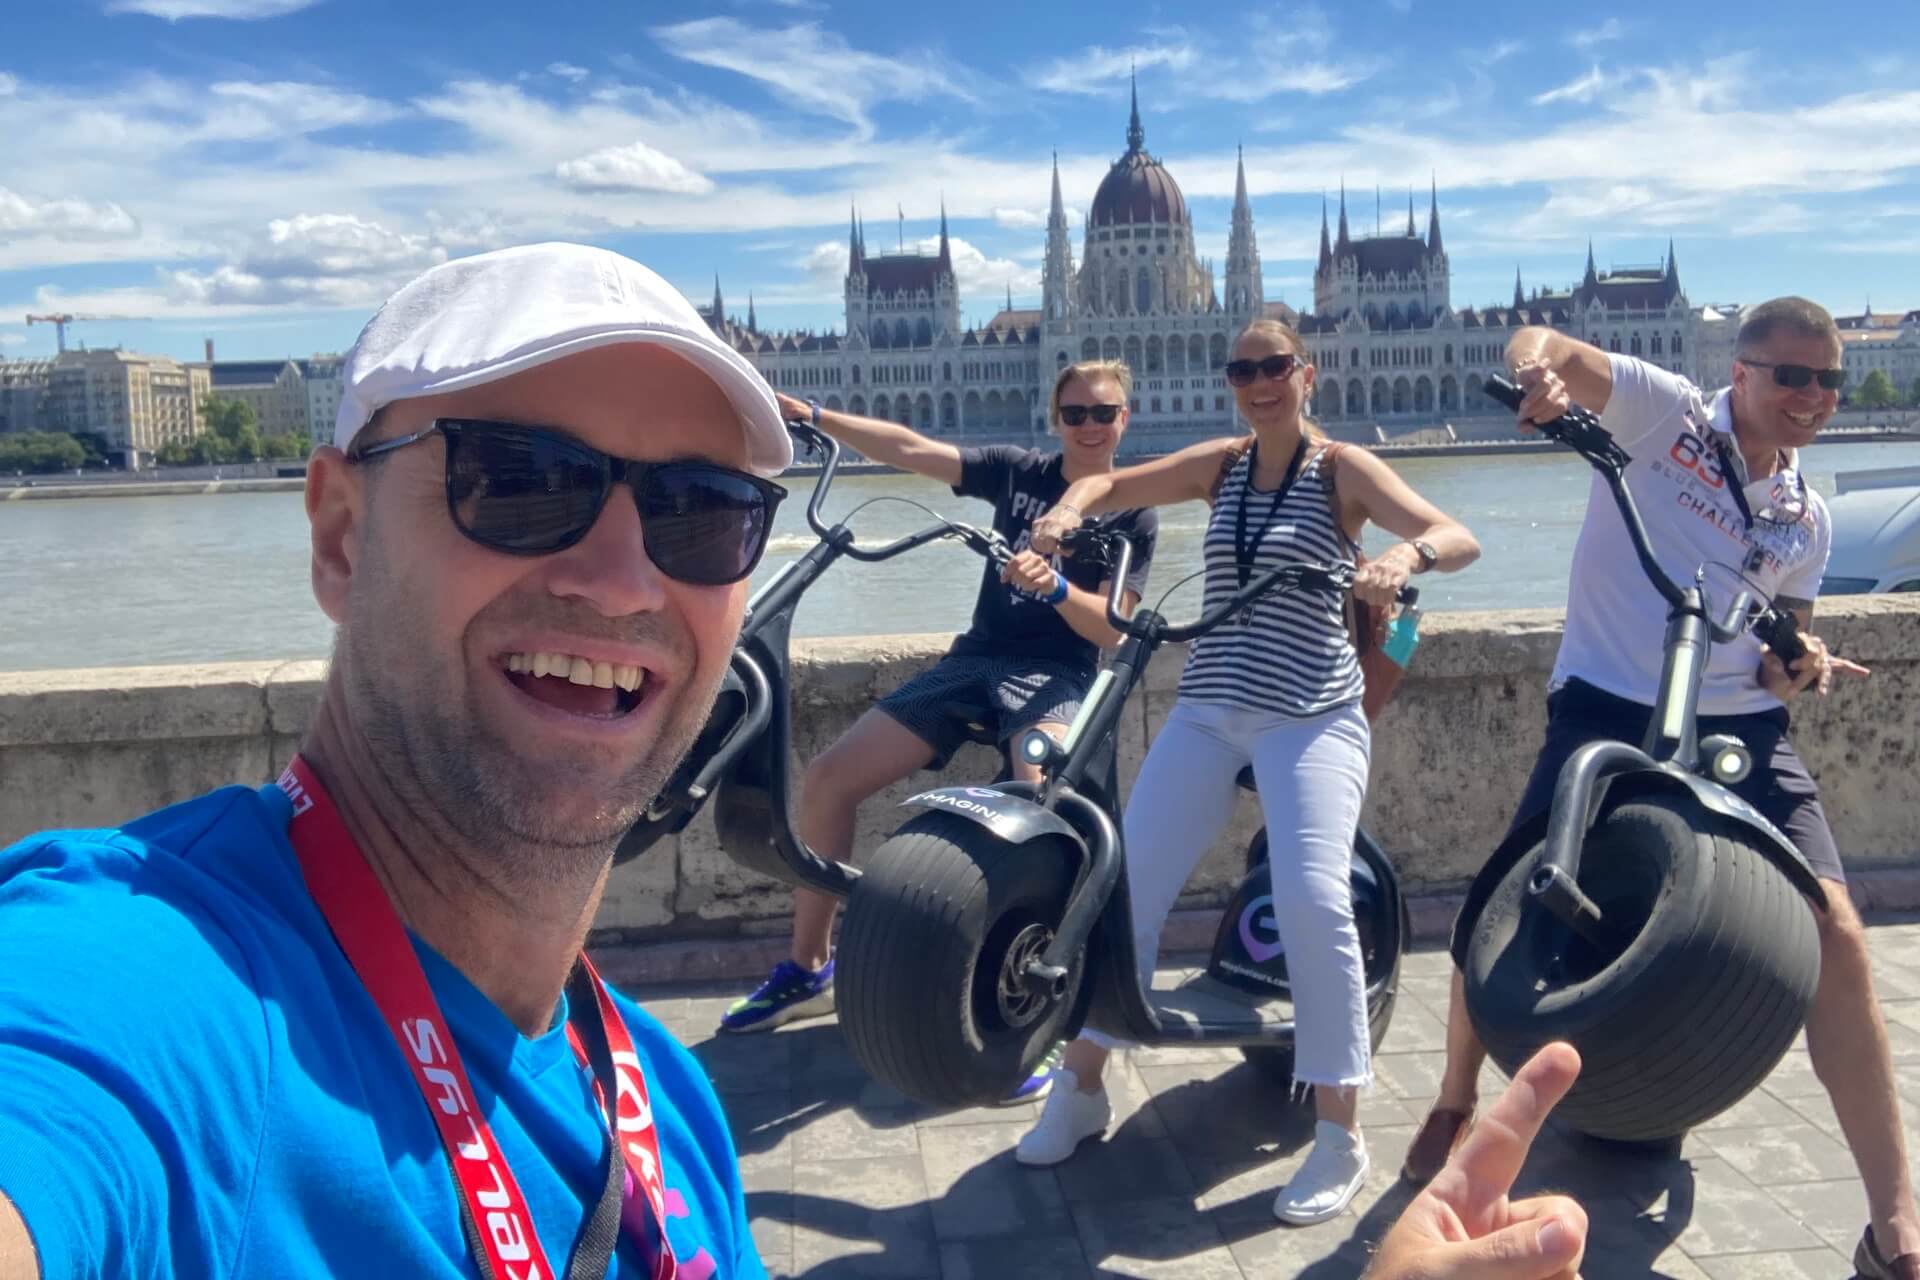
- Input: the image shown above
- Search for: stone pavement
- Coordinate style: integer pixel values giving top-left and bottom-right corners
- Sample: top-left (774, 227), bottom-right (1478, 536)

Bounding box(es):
top-left (613, 918), bottom-right (1920, 1279)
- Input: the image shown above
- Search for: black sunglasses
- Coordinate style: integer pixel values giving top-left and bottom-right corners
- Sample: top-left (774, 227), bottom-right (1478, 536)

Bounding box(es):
top-left (1223, 354), bottom-right (1301, 387)
top-left (348, 418), bottom-right (786, 586)
top-left (1058, 403), bottom-right (1123, 426)
top-left (1739, 359), bottom-right (1845, 392)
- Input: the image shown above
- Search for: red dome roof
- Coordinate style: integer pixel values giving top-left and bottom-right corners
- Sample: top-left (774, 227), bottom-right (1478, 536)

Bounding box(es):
top-left (1088, 80), bottom-right (1189, 228)
top-left (1090, 150), bottom-right (1189, 227)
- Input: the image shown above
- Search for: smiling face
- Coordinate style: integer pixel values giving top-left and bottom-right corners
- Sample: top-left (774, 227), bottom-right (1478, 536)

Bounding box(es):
top-left (316, 342), bottom-right (748, 860)
top-left (1229, 326), bottom-right (1317, 431)
top-left (1730, 327), bottom-right (1845, 455)
top-left (1051, 369), bottom-right (1129, 463)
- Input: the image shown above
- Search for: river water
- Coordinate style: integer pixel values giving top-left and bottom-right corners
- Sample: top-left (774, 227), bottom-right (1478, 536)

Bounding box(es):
top-left (6, 441), bottom-right (1917, 674)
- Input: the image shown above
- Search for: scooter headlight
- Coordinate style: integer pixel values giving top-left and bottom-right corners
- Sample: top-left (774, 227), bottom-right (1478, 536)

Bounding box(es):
top-left (1019, 730), bottom-right (1054, 767)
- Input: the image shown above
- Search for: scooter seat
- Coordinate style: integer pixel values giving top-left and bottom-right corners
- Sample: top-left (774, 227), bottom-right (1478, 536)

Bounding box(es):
top-left (1149, 972), bottom-right (1294, 1039)
top-left (934, 699), bottom-right (1001, 747)
top-left (1235, 765), bottom-right (1258, 793)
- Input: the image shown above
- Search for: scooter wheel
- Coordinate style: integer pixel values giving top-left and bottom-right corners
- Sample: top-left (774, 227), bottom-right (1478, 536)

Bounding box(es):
top-left (1462, 794), bottom-right (1821, 1142)
top-left (838, 811), bottom-right (1084, 1109)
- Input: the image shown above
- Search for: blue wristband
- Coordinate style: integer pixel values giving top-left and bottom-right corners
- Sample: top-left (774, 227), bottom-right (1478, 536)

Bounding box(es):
top-left (1045, 572), bottom-right (1069, 605)
top-left (807, 398), bottom-right (822, 427)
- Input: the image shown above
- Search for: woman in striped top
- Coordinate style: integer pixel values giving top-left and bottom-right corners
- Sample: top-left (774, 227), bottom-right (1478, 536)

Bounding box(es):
top-left (1015, 318), bottom-right (1479, 1225)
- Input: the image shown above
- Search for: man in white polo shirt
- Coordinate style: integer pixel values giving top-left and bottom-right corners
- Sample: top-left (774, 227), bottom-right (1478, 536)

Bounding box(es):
top-left (1401, 297), bottom-right (1919, 1280)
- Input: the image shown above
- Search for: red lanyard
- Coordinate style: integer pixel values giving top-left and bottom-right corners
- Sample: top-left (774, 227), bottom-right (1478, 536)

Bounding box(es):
top-left (279, 755), bottom-right (678, 1280)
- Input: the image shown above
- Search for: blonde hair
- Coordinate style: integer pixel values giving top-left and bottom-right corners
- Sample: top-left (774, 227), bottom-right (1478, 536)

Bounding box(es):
top-left (1049, 359), bottom-right (1133, 424)
top-left (1232, 317), bottom-right (1326, 445)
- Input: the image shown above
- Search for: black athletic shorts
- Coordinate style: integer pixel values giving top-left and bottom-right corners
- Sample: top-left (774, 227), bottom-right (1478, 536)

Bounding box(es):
top-left (876, 654), bottom-right (1090, 771)
top-left (1506, 677), bottom-right (1844, 883)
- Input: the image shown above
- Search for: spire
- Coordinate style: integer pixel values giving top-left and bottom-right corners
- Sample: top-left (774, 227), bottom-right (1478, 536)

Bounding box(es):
top-left (1049, 150), bottom-right (1066, 223)
top-left (1126, 63), bottom-right (1145, 153)
top-left (1006, 282), bottom-right (1013, 312)
top-left (1513, 266), bottom-right (1524, 309)
top-left (1233, 145), bottom-right (1250, 211)
top-left (938, 198), bottom-right (952, 271)
top-left (848, 203), bottom-right (863, 274)
top-left (1318, 193), bottom-right (1333, 270)
top-left (1406, 189), bottom-right (1416, 238)
top-left (711, 274), bottom-right (724, 321)
top-left (1583, 240), bottom-right (1598, 287)
top-left (1336, 179), bottom-right (1351, 252)
top-left (1664, 238), bottom-right (1678, 280)
top-left (1427, 175), bottom-right (1443, 256)
top-left (747, 293), bottom-right (757, 330)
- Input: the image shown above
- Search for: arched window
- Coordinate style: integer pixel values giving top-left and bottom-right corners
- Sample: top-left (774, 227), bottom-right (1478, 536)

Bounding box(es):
top-left (1136, 266), bottom-right (1153, 314)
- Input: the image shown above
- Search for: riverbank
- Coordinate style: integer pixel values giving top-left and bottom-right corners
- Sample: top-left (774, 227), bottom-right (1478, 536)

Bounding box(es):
top-left (5, 426), bottom-right (1916, 497)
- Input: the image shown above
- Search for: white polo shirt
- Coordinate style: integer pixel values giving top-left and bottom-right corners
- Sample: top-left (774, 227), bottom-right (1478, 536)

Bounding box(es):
top-left (1550, 354), bottom-right (1831, 716)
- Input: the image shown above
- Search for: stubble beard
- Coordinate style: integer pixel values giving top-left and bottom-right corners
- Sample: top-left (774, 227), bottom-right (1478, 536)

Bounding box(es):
top-left (337, 565), bottom-right (726, 891)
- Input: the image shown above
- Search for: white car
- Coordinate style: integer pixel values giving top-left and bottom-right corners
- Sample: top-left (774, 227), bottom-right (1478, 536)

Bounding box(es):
top-left (1820, 465), bottom-right (1920, 595)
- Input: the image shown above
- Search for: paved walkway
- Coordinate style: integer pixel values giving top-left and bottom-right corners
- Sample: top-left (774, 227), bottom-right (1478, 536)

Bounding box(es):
top-left (616, 918), bottom-right (1920, 1278)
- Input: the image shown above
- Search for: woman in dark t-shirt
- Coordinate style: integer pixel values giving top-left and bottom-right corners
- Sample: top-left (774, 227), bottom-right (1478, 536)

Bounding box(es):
top-left (717, 363), bottom-right (1157, 1109)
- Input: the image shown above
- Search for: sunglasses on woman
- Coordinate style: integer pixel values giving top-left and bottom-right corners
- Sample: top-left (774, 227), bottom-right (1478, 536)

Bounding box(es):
top-left (1058, 403), bottom-right (1123, 426)
top-left (1223, 354), bottom-right (1301, 386)
top-left (1738, 359), bottom-right (1846, 391)
top-left (348, 418), bottom-right (787, 585)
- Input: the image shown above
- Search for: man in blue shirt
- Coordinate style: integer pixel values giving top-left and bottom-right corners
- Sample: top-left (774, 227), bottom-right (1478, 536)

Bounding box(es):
top-left (0, 243), bottom-right (784, 1278)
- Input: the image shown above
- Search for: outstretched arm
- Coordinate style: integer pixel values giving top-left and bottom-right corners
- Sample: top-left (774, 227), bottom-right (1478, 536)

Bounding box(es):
top-left (774, 392), bottom-right (962, 486)
top-left (0, 1196), bottom-right (38, 1280)
top-left (1030, 436), bottom-right (1240, 552)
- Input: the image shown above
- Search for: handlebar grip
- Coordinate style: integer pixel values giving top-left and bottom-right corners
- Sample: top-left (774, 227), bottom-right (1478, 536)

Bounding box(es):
top-left (1757, 609), bottom-right (1807, 664)
top-left (1397, 585), bottom-right (1420, 608)
top-left (1484, 375), bottom-right (1525, 412)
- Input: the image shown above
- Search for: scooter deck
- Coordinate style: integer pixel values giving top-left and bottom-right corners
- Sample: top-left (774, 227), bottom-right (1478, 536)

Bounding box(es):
top-left (1147, 973), bottom-right (1294, 1040)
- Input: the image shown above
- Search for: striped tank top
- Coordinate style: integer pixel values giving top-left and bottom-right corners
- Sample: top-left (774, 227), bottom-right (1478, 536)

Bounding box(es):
top-left (1177, 442), bottom-right (1366, 717)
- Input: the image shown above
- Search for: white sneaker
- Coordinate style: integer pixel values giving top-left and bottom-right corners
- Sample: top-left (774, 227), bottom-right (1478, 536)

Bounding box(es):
top-left (1272, 1121), bottom-right (1369, 1225)
top-left (1014, 1068), bottom-right (1111, 1166)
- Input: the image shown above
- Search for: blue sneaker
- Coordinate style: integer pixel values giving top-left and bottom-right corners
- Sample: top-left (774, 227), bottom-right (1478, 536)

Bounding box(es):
top-left (719, 958), bottom-right (835, 1033)
top-left (995, 1042), bottom-right (1064, 1106)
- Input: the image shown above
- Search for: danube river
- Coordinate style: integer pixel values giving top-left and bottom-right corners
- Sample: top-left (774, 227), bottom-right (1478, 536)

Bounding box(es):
top-left (7, 441), bottom-right (1917, 674)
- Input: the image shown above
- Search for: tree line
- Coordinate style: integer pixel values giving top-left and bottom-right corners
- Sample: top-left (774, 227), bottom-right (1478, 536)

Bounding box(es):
top-left (0, 397), bottom-right (310, 474)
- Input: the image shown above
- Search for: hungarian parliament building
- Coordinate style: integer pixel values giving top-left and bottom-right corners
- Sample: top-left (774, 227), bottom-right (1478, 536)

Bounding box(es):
top-left (701, 89), bottom-right (1737, 451)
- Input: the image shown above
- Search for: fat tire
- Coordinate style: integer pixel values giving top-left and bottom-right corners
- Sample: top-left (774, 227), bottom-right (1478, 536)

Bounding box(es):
top-left (1461, 795), bottom-right (1821, 1141)
top-left (837, 812), bottom-right (1084, 1108)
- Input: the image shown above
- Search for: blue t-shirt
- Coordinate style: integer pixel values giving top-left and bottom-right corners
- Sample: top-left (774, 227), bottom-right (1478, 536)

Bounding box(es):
top-left (0, 785), bottom-right (764, 1279)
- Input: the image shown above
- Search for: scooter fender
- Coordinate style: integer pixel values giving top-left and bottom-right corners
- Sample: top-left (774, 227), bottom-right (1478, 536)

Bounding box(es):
top-left (1450, 763), bottom-right (1828, 967)
top-left (899, 785), bottom-right (1085, 851)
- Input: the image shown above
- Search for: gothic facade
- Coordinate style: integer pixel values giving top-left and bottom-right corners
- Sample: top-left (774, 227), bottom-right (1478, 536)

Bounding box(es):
top-left (716, 88), bottom-right (1727, 449)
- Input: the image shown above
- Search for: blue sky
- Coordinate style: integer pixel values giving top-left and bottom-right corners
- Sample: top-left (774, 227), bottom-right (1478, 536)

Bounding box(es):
top-left (3, 0), bottom-right (1918, 364)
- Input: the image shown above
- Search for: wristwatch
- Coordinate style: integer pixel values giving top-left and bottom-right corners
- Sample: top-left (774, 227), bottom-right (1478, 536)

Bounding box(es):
top-left (806, 397), bottom-right (822, 427)
top-left (1408, 539), bottom-right (1439, 574)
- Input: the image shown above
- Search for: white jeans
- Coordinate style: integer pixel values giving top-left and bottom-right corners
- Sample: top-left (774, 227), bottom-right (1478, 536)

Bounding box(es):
top-left (1084, 697), bottom-right (1374, 1088)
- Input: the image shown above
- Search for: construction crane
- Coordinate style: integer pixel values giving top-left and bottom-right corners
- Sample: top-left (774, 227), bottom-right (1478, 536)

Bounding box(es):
top-left (24, 313), bottom-right (149, 354)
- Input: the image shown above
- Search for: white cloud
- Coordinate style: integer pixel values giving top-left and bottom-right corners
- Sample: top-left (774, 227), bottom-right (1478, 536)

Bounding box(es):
top-left (0, 188), bottom-right (139, 239)
top-left (204, 80), bottom-right (397, 137)
top-left (1026, 43), bottom-right (1199, 95)
top-left (0, 73), bottom-right (17, 96)
top-left (547, 62), bottom-right (589, 83)
top-left (1480, 39), bottom-right (1525, 65)
top-left (106, 0), bottom-right (322, 17)
top-left (1028, 16), bottom-right (1371, 103)
top-left (555, 141), bottom-right (714, 193)
top-left (1570, 18), bottom-right (1627, 48)
top-left (1532, 65), bottom-right (1628, 106)
top-left (650, 18), bottom-right (977, 139)
top-left (164, 214), bottom-right (448, 308)
top-left (993, 208), bottom-right (1046, 229)
top-left (0, 333), bottom-right (25, 349)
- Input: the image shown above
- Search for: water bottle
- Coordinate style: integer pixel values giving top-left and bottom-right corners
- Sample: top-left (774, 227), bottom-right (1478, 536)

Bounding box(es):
top-left (1381, 603), bottom-right (1422, 668)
